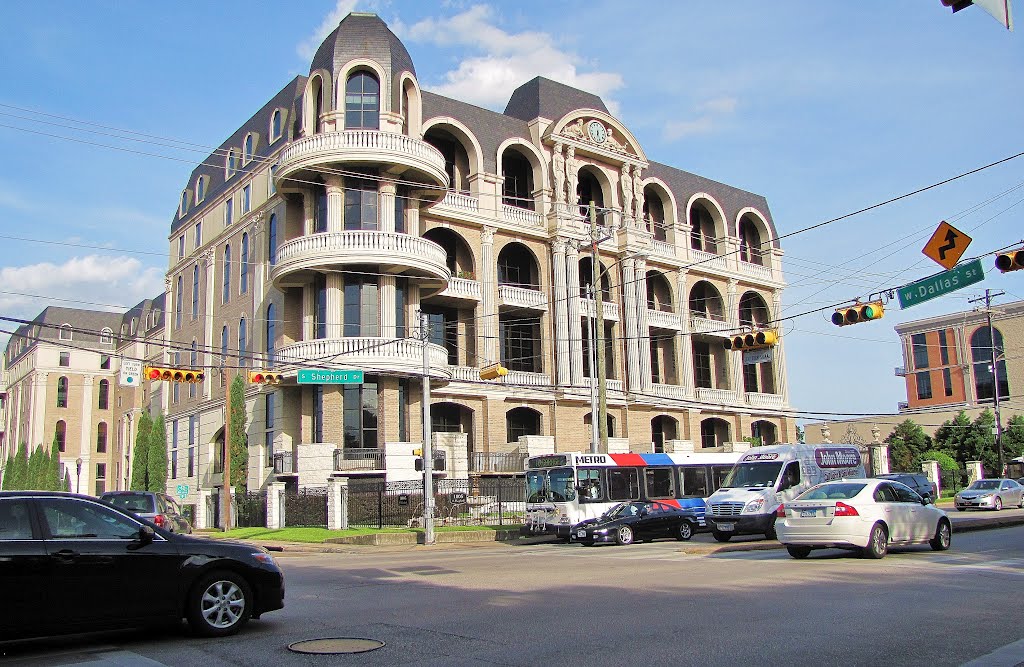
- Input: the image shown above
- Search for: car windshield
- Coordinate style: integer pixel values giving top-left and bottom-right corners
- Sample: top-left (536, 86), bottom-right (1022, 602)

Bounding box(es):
top-left (101, 493), bottom-right (155, 513)
top-left (721, 462), bottom-right (783, 489)
top-left (967, 480), bottom-right (1001, 491)
top-left (797, 483), bottom-right (866, 501)
top-left (602, 502), bottom-right (643, 520)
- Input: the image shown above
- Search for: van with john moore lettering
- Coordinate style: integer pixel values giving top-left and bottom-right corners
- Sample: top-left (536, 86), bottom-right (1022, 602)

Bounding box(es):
top-left (704, 444), bottom-right (865, 542)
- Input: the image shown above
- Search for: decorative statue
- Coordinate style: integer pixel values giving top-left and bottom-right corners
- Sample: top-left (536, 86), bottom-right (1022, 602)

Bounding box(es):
top-left (551, 141), bottom-right (566, 204)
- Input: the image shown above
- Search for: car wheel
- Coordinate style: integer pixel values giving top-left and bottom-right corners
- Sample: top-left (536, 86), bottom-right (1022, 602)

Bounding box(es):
top-left (862, 523), bottom-right (888, 559)
top-left (994, 497), bottom-right (1003, 511)
top-left (615, 525), bottom-right (634, 546)
top-left (186, 570), bottom-right (253, 637)
top-left (786, 546), bottom-right (811, 559)
top-left (711, 530), bottom-right (732, 543)
top-left (676, 521), bottom-right (695, 541)
top-left (930, 519), bottom-right (952, 551)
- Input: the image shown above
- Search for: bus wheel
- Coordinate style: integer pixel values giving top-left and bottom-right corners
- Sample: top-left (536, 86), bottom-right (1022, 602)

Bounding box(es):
top-left (712, 530), bottom-right (732, 543)
top-left (616, 525), bottom-right (634, 545)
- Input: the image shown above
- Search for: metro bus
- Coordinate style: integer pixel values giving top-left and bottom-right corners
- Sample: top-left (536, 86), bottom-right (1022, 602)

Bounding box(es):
top-left (524, 451), bottom-right (742, 539)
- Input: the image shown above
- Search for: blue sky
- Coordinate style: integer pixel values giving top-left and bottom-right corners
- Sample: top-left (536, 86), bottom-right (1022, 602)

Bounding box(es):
top-left (0, 1), bottom-right (1021, 420)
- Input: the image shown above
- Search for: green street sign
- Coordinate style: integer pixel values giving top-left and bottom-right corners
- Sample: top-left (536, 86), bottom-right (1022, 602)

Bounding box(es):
top-left (897, 259), bottom-right (984, 309)
top-left (296, 369), bottom-right (364, 384)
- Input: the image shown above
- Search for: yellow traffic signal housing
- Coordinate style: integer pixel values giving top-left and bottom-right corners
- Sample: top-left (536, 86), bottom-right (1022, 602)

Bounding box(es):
top-left (479, 363), bottom-right (508, 380)
top-left (248, 371), bottom-right (283, 385)
top-left (995, 249), bottom-right (1024, 273)
top-left (723, 329), bottom-right (778, 351)
top-left (832, 301), bottom-right (884, 326)
top-left (144, 366), bottom-right (205, 383)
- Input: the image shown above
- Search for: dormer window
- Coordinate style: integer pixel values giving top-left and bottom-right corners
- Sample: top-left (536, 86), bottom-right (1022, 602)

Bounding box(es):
top-left (243, 134), bottom-right (255, 164)
top-left (226, 149), bottom-right (239, 178)
top-left (59, 324), bottom-right (73, 341)
top-left (100, 328), bottom-right (113, 345)
top-left (270, 109), bottom-right (282, 143)
top-left (179, 190), bottom-right (190, 217)
top-left (196, 175), bottom-right (208, 203)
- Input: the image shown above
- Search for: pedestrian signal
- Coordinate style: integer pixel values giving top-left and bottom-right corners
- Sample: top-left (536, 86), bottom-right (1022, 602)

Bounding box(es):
top-left (832, 301), bottom-right (884, 326)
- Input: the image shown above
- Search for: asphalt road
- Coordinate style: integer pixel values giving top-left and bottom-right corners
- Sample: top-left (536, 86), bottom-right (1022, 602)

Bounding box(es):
top-left (4, 520), bottom-right (1024, 667)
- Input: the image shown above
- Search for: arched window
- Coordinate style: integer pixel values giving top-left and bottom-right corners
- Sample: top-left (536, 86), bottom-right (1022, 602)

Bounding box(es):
top-left (196, 176), bottom-right (207, 203)
top-left (651, 415), bottom-right (678, 453)
top-left (506, 407), bottom-right (541, 444)
top-left (223, 244), bottom-right (232, 304)
top-left (97, 379), bottom-right (109, 410)
top-left (270, 109), bottom-right (282, 142)
top-left (501, 150), bottom-right (534, 210)
top-left (226, 149), bottom-right (238, 178)
top-left (700, 418), bottom-right (731, 449)
top-left (643, 188), bottom-right (666, 242)
top-left (689, 281), bottom-right (725, 320)
top-left (751, 420), bottom-right (778, 447)
top-left (99, 327), bottom-right (113, 346)
top-left (576, 169), bottom-right (604, 219)
top-left (96, 422), bottom-right (108, 452)
top-left (243, 134), bottom-right (255, 164)
top-left (584, 412), bottom-right (616, 438)
top-left (175, 276), bottom-right (183, 328)
top-left (238, 317), bottom-right (247, 367)
top-left (646, 272), bottom-right (673, 312)
top-left (497, 243), bottom-right (538, 288)
top-left (738, 292), bottom-right (770, 327)
top-left (268, 213), bottom-right (278, 265)
top-left (179, 190), bottom-right (189, 217)
top-left (266, 303), bottom-right (276, 364)
top-left (739, 216), bottom-right (764, 265)
top-left (971, 326), bottom-right (1009, 401)
top-left (345, 71), bottom-right (380, 130)
top-left (690, 204), bottom-right (718, 253)
top-left (55, 420), bottom-right (67, 452)
top-left (57, 376), bottom-right (69, 408)
top-left (240, 233), bottom-right (249, 294)
top-left (578, 257), bottom-right (611, 300)
top-left (191, 264), bottom-right (200, 320)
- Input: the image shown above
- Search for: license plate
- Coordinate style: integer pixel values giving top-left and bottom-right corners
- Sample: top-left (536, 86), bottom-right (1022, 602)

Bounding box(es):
top-left (717, 522), bottom-right (734, 531)
top-left (577, 530), bottom-right (587, 538)
top-left (801, 509), bottom-right (816, 518)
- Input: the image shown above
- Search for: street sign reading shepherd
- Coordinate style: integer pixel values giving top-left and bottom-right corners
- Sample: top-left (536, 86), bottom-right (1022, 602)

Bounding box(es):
top-left (296, 369), bottom-right (365, 384)
top-left (897, 259), bottom-right (984, 309)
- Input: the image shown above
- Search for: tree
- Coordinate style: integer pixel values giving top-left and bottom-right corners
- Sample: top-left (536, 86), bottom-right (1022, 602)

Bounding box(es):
top-left (933, 411), bottom-right (973, 461)
top-left (63, 470), bottom-right (71, 492)
top-left (48, 437), bottom-right (62, 491)
top-left (1000, 414), bottom-right (1024, 462)
top-left (131, 411), bottom-right (153, 491)
top-left (228, 376), bottom-right (249, 492)
top-left (27, 445), bottom-right (43, 490)
top-left (10, 443), bottom-right (28, 490)
top-left (921, 450), bottom-right (958, 472)
top-left (885, 419), bottom-right (932, 472)
top-left (934, 410), bottom-right (1000, 475)
top-left (147, 414), bottom-right (168, 494)
top-left (795, 425), bottom-right (805, 444)
top-left (1, 451), bottom-right (13, 490)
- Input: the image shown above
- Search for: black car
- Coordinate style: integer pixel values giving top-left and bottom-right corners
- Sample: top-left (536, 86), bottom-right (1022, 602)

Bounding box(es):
top-left (99, 490), bottom-right (193, 534)
top-left (0, 491), bottom-right (284, 642)
top-left (571, 501), bottom-right (701, 546)
top-left (874, 473), bottom-right (937, 502)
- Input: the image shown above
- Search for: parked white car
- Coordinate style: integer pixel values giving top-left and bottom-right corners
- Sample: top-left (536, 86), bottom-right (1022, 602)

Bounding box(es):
top-left (954, 479), bottom-right (1024, 511)
top-left (775, 478), bottom-right (951, 559)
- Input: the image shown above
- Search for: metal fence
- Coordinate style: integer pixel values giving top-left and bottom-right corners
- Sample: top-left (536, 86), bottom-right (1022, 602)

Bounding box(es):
top-left (235, 490), bottom-right (268, 528)
top-left (347, 477), bottom-right (525, 528)
top-left (941, 467), bottom-right (968, 493)
top-left (284, 487), bottom-right (328, 527)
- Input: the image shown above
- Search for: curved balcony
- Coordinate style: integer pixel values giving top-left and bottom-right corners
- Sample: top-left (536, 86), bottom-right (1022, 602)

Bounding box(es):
top-left (275, 131), bottom-right (448, 199)
top-left (270, 231), bottom-right (451, 294)
top-left (275, 337), bottom-right (452, 381)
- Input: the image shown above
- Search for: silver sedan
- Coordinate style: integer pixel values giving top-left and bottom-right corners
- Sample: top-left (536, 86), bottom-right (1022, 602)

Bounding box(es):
top-left (954, 478), bottom-right (1024, 511)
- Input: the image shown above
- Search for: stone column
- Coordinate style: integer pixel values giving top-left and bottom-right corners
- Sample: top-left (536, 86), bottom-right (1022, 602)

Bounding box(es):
top-left (30, 371), bottom-right (48, 450)
top-left (966, 460), bottom-right (984, 484)
top-left (480, 226), bottom-right (498, 362)
top-left (869, 444), bottom-right (890, 475)
top-left (327, 477), bottom-right (349, 530)
top-left (325, 175), bottom-right (344, 233)
top-left (303, 190), bottom-right (315, 236)
top-left (326, 273), bottom-right (344, 339)
top-left (378, 179), bottom-right (396, 233)
top-left (727, 279), bottom-right (742, 393)
top-left (196, 487), bottom-right (213, 529)
top-left (635, 257), bottom-right (652, 390)
top-left (771, 289), bottom-right (789, 402)
top-left (551, 238), bottom-right (570, 386)
top-left (620, 257), bottom-right (642, 392)
top-left (922, 460), bottom-right (942, 498)
top-left (379, 274), bottom-right (396, 337)
top-left (78, 375), bottom-right (95, 493)
top-left (202, 249), bottom-right (216, 398)
top-left (302, 283), bottom-right (315, 340)
top-left (566, 241), bottom-right (584, 386)
top-left (677, 272), bottom-right (695, 395)
top-left (266, 481), bottom-right (286, 529)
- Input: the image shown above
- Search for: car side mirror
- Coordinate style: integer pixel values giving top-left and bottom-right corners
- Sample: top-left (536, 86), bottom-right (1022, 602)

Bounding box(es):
top-left (138, 525), bottom-right (155, 544)
top-left (921, 496), bottom-right (930, 506)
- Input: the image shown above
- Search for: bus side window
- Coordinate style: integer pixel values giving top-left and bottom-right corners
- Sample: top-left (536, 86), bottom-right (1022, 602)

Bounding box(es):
top-left (680, 467), bottom-right (709, 498)
top-left (577, 468), bottom-right (604, 502)
top-left (608, 468), bottom-right (640, 501)
top-left (711, 465), bottom-right (732, 493)
top-left (645, 467), bottom-right (675, 499)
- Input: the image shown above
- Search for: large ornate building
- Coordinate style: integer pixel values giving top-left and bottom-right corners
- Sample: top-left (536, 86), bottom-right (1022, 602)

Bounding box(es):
top-left (161, 12), bottom-right (794, 498)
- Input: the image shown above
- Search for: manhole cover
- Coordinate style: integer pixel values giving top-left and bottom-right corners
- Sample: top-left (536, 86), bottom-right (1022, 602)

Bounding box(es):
top-left (287, 638), bottom-right (386, 654)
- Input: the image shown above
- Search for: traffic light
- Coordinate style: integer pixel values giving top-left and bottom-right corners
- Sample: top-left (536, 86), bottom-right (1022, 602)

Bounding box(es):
top-left (941, 0), bottom-right (972, 12)
top-left (723, 329), bottom-right (779, 351)
top-left (248, 371), bottom-right (283, 385)
top-left (995, 249), bottom-right (1024, 273)
top-left (479, 363), bottom-right (508, 380)
top-left (144, 366), bottom-right (205, 383)
top-left (832, 301), bottom-right (885, 326)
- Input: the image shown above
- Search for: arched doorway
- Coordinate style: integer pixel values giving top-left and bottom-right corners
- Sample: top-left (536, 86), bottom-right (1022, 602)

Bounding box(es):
top-left (652, 415), bottom-right (679, 453)
top-left (699, 418), bottom-right (731, 449)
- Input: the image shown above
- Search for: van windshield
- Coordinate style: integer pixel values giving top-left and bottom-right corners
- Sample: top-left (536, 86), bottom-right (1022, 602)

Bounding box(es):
top-left (721, 462), bottom-right (783, 489)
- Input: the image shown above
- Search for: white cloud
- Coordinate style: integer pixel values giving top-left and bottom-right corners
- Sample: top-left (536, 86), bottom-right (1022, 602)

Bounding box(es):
top-left (0, 255), bottom-right (165, 320)
top-left (399, 5), bottom-right (624, 113)
top-left (663, 96), bottom-right (739, 141)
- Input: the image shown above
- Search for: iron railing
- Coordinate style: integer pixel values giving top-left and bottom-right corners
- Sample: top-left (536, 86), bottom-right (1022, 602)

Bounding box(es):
top-left (470, 452), bottom-right (528, 474)
top-left (334, 448), bottom-right (385, 471)
top-left (272, 452), bottom-right (294, 474)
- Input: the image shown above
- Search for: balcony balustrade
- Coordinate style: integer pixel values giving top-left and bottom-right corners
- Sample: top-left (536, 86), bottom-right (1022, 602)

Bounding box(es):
top-left (745, 392), bottom-right (784, 409)
top-left (276, 337), bottom-right (452, 380)
top-left (470, 452), bottom-right (528, 474)
top-left (501, 203), bottom-right (543, 227)
top-left (647, 308), bottom-right (681, 330)
top-left (690, 315), bottom-right (731, 337)
top-left (695, 387), bottom-right (738, 404)
top-left (334, 448), bottom-right (385, 472)
top-left (581, 297), bottom-right (619, 321)
top-left (498, 284), bottom-right (548, 311)
top-left (650, 383), bottom-right (689, 400)
top-left (272, 452), bottom-right (295, 475)
top-left (691, 248), bottom-right (731, 272)
top-left (438, 276), bottom-right (482, 302)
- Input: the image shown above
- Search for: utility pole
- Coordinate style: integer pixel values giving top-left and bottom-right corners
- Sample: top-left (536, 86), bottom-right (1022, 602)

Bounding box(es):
top-left (969, 289), bottom-right (1006, 474)
top-left (222, 365), bottom-right (233, 531)
top-left (589, 201), bottom-right (609, 453)
top-left (419, 311), bottom-right (435, 545)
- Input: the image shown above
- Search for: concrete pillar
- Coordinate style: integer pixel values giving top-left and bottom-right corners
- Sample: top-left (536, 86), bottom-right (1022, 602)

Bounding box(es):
top-left (202, 249), bottom-right (216, 399)
top-left (869, 444), bottom-right (890, 475)
top-left (267, 481), bottom-right (286, 529)
top-left (922, 460), bottom-right (941, 498)
top-left (327, 477), bottom-right (349, 530)
top-left (378, 179), bottom-right (396, 233)
top-left (726, 279), bottom-right (742, 393)
top-left (771, 289), bottom-right (789, 402)
top-left (325, 175), bottom-right (344, 233)
top-left (621, 257), bottom-right (642, 392)
top-left (566, 242), bottom-right (584, 386)
top-left (677, 272), bottom-right (695, 396)
top-left (196, 487), bottom-right (213, 529)
top-left (551, 238), bottom-right (570, 386)
top-left (966, 460), bottom-right (984, 484)
top-left (480, 226), bottom-right (497, 362)
top-left (635, 257), bottom-right (652, 391)
top-left (326, 273), bottom-right (344, 339)
top-left (379, 274), bottom-right (396, 337)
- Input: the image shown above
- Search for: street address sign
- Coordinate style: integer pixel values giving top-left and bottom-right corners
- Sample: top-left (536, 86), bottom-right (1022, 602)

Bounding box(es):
top-left (897, 259), bottom-right (984, 309)
top-left (296, 369), bottom-right (364, 384)
top-left (922, 220), bottom-right (971, 271)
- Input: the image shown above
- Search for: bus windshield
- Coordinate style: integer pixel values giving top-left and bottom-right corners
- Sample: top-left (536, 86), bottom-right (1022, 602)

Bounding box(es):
top-left (721, 462), bottom-right (783, 489)
top-left (526, 468), bottom-right (577, 502)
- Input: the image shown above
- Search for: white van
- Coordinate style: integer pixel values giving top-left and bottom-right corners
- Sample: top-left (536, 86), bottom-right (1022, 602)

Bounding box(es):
top-left (704, 444), bottom-right (865, 541)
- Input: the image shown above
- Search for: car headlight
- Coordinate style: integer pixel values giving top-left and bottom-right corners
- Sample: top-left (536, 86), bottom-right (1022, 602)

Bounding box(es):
top-left (744, 498), bottom-right (765, 513)
top-left (252, 552), bottom-right (277, 566)
top-left (979, 494), bottom-right (993, 500)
